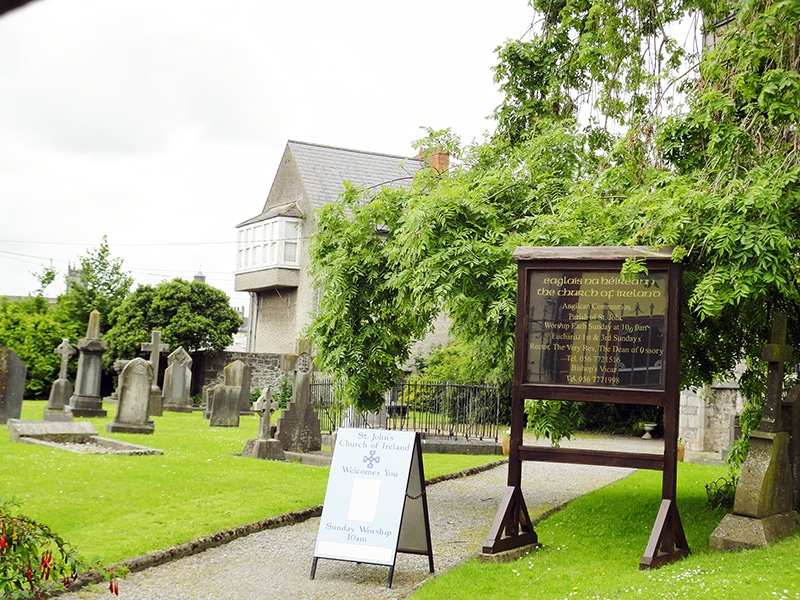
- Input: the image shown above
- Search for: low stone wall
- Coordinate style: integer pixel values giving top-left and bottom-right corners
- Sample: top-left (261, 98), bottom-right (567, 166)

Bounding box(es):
top-left (679, 381), bottom-right (744, 456)
top-left (192, 351), bottom-right (291, 397)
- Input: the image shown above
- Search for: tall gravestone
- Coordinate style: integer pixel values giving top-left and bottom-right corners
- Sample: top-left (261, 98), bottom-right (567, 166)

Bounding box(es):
top-left (45, 339), bottom-right (75, 413)
top-left (710, 312), bottom-right (800, 549)
top-left (209, 385), bottom-right (241, 427)
top-left (0, 348), bottom-right (26, 424)
top-left (275, 352), bottom-right (322, 453)
top-left (141, 330), bottom-right (169, 417)
top-left (67, 310), bottom-right (107, 418)
top-left (107, 358), bottom-right (155, 434)
top-left (223, 360), bottom-right (252, 414)
top-left (162, 347), bottom-right (193, 413)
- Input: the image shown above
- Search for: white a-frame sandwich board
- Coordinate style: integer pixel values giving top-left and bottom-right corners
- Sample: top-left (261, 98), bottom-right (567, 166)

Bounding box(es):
top-left (311, 428), bottom-right (434, 588)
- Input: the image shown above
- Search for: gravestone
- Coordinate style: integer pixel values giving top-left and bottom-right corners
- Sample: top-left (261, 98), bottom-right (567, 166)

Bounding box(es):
top-left (141, 330), bottom-right (169, 417)
top-left (67, 310), bottom-right (108, 417)
top-left (275, 352), bottom-right (322, 453)
top-left (0, 348), bottom-right (26, 424)
top-left (209, 385), bottom-right (241, 427)
top-left (45, 339), bottom-right (75, 415)
top-left (107, 358), bottom-right (155, 434)
top-left (104, 359), bottom-right (130, 405)
top-left (162, 347), bottom-right (193, 413)
top-left (202, 382), bottom-right (219, 419)
top-left (223, 360), bottom-right (252, 414)
top-left (710, 312), bottom-right (800, 550)
top-left (242, 388), bottom-right (284, 460)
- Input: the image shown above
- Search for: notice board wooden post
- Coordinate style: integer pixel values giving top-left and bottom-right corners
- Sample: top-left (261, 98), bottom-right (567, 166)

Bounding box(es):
top-left (483, 246), bottom-right (689, 569)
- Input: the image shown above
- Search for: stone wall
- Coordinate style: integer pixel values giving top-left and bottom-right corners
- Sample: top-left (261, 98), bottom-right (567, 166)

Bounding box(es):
top-left (679, 381), bottom-right (744, 456)
top-left (192, 351), bottom-right (291, 398)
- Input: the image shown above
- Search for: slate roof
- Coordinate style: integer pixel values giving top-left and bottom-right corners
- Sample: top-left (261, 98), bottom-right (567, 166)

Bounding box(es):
top-left (287, 140), bottom-right (423, 211)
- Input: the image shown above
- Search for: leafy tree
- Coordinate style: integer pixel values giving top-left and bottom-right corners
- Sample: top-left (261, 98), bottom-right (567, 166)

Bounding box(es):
top-left (104, 278), bottom-right (242, 362)
top-left (307, 183), bottom-right (437, 411)
top-left (309, 0), bottom-right (800, 456)
top-left (0, 297), bottom-right (78, 398)
top-left (57, 236), bottom-right (134, 333)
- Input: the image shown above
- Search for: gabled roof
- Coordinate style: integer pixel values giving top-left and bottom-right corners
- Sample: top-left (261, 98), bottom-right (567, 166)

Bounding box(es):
top-left (287, 140), bottom-right (423, 211)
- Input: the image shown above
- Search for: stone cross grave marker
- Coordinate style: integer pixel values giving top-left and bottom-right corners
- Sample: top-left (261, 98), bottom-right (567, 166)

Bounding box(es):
top-left (242, 388), bottom-right (285, 460)
top-left (55, 338), bottom-right (75, 379)
top-left (141, 330), bottom-right (169, 417)
top-left (45, 339), bottom-right (75, 414)
top-left (710, 312), bottom-right (799, 550)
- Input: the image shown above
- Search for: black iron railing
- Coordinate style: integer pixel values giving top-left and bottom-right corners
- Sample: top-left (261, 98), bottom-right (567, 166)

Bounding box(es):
top-left (311, 376), bottom-right (504, 442)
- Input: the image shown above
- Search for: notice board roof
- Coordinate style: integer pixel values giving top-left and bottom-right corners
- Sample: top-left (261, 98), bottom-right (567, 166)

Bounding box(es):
top-left (512, 246), bottom-right (675, 262)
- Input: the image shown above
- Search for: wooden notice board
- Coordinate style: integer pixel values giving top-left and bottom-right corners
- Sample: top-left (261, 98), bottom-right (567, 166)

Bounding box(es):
top-left (311, 428), bottom-right (434, 588)
top-left (483, 246), bottom-right (689, 569)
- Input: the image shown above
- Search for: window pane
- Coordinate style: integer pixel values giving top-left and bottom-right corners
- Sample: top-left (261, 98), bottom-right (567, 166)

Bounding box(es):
top-left (283, 242), bottom-right (297, 263)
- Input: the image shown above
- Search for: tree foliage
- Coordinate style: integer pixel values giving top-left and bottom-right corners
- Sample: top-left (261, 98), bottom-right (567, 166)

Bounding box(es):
top-left (104, 278), bottom-right (242, 362)
top-left (57, 236), bottom-right (134, 333)
top-left (308, 0), bottom-right (800, 456)
top-left (0, 297), bottom-right (78, 398)
top-left (307, 183), bottom-right (437, 411)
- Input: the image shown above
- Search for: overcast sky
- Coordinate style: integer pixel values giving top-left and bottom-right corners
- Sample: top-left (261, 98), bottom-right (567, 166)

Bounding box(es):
top-left (0, 0), bottom-right (534, 312)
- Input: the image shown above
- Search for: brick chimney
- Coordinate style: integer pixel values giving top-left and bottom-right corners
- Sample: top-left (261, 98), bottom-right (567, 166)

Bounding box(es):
top-left (415, 148), bottom-right (449, 174)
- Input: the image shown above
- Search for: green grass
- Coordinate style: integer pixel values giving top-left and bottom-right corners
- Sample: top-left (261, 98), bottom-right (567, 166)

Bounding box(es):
top-left (2, 401), bottom-right (498, 564)
top-left (409, 464), bottom-right (800, 599)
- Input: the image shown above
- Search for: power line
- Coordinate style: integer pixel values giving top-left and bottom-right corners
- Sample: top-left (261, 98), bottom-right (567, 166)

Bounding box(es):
top-left (0, 239), bottom-right (236, 247)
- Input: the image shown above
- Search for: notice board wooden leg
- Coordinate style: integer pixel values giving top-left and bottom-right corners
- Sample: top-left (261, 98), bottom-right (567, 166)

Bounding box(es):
top-left (639, 499), bottom-right (690, 569)
top-left (482, 485), bottom-right (540, 554)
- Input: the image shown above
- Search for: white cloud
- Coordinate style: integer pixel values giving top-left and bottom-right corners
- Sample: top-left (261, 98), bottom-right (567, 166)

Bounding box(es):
top-left (0, 0), bottom-right (533, 305)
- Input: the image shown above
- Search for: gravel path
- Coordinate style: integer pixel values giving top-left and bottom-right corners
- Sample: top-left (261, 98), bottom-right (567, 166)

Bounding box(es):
top-left (59, 436), bottom-right (661, 600)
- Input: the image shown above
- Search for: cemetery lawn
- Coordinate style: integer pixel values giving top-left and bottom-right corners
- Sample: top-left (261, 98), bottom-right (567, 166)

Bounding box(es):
top-left (1, 401), bottom-right (499, 564)
top-left (409, 463), bottom-right (800, 599)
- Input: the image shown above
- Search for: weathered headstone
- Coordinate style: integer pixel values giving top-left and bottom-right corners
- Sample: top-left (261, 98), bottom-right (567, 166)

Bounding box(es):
top-left (710, 312), bottom-right (800, 550)
top-left (104, 359), bottom-right (130, 405)
top-left (141, 330), bottom-right (169, 417)
top-left (67, 310), bottom-right (108, 417)
top-left (202, 382), bottom-right (219, 419)
top-left (107, 358), bottom-right (155, 434)
top-left (275, 352), bottom-right (322, 453)
top-left (223, 360), bottom-right (252, 414)
top-left (0, 348), bottom-right (26, 424)
top-left (242, 388), bottom-right (284, 460)
top-left (209, 385), bottom-right (241, 427)
top-left (45, 339), bottom-right (75, 415)
top-left (162, 347), bottom-right (193, 413)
